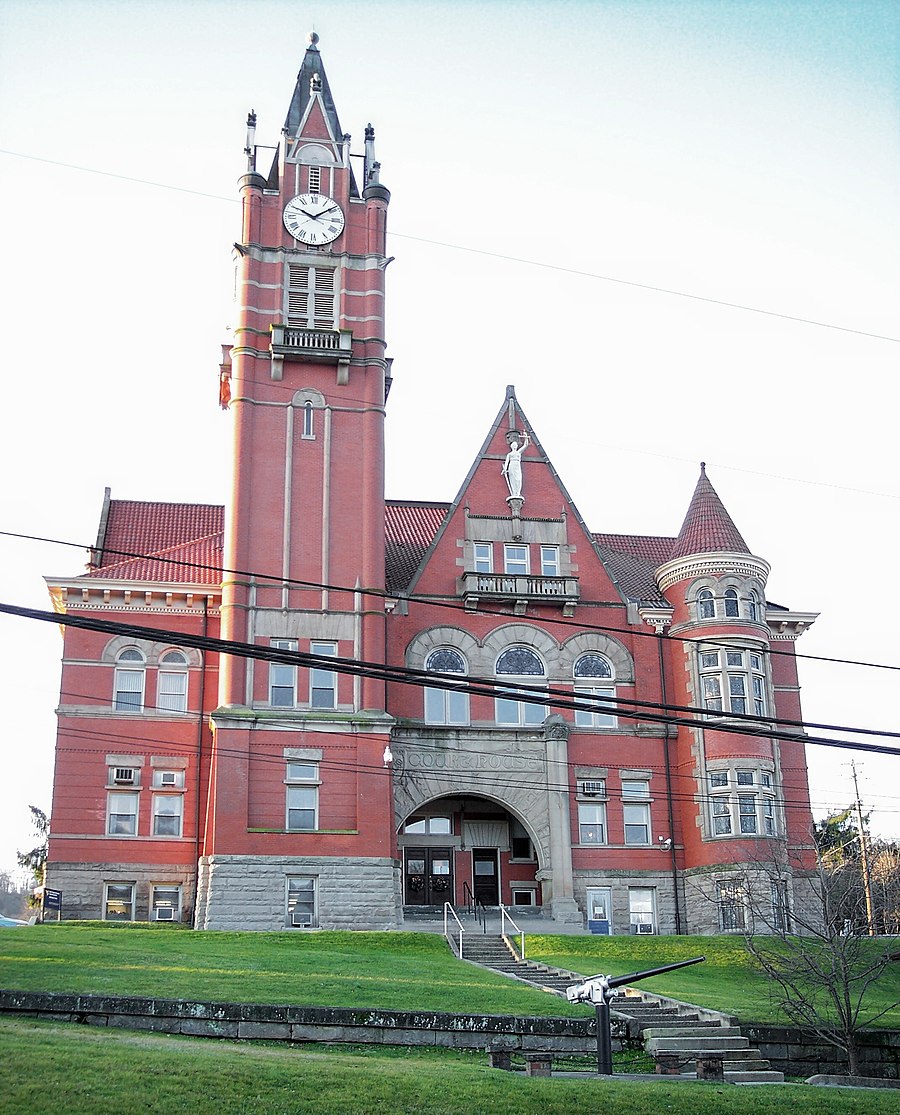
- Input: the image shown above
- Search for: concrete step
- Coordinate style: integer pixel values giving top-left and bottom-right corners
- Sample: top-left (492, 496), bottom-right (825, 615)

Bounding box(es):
top-left (647, 1035), bottom-right (750, 1052)
top-left (642, 1025), bottom-right (742, 1039)
top-left (725, 1070), bottom-right (785, 1083)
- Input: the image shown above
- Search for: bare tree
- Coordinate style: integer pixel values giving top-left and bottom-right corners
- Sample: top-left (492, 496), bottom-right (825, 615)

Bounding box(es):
top-left (740, 847), bottom-right (898, 1077)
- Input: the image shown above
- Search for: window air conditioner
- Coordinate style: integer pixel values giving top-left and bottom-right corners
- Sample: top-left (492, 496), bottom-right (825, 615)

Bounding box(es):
top-left (636, 922), bottom-right (654, 934)
top-left (159, 772), bottom-right (178, 786)
top-left (156, 907), bottom-right (175, 921)
top-left (579, 781), bottom-right (604, 796)
top-left (291, 912), bottom-right (313, 928)
top-left (114, 768), bottom-right (136, 785)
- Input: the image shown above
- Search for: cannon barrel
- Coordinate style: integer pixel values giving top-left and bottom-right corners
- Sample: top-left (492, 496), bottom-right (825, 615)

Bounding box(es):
top-left (596, 955), bottom-right (705, 990)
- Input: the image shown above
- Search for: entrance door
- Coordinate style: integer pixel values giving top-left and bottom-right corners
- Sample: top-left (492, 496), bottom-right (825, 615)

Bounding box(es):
top-left (404, 847), bottom-right (453, 905)
top-left (472, 849), bottom-right (499, 906)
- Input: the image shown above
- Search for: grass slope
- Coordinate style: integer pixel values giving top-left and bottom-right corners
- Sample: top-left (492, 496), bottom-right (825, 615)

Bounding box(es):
top-left (0, 925), bottom-right (591, 1019)
top-left (524, 934), bottom-right (900, 1026)
top-left (1, 925), bottom-right (897, 1027)
top-left (3, 1018), bottom-right (898, 1115)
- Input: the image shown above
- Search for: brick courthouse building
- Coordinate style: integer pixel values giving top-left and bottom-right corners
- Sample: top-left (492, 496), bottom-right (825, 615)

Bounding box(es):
top-left (45, 37), bottom-right (819, 933)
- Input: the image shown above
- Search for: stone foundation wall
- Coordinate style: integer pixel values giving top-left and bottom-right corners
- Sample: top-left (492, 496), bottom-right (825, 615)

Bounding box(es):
top-left (0, 990), bottom-right (604, 1053)
top-left (196, 855), bottom-right (401, 930)
top-left (45, 862), bottom-right (197, 924)
top-left (572, 870), bottom-right (679, 934)
top-left (745, 1024), bottom-right (900, 1080)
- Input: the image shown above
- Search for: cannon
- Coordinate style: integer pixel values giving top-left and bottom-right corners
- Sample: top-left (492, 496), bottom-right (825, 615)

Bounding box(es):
top-left (566, 956), bottom-right (706, 1075)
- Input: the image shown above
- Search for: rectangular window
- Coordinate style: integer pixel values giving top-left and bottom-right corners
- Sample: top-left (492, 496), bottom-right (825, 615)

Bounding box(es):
top-left (540, 546), bottom-right (560, 576)
top-left (310, 642), bottom-right (337, 709)
top-left (726, 650), bottom-right (744, 667)
top-left (504, 544), bottom-right (529, 575)
top-left (286, 876), bottom-right (318, 928)
top-left (307, 165), bottom-right (321, 193)
top-left (752, 675), bottom-right (766, 717)
top-left (728, 674), bottom-right (747, 714)
top-left (473, 542), bottom-right (493, 573)
top-left (512, 888), bottom-right (536, 906)
top-left (286, 264), bottom-right (337, 329)
top-left (712, 797), bottom-right (732, 834)
top-left (270, 639), bottom-right (297, 706)
top-left (578, 803), bottom-right (607, 844)
top-left (104, 882), bottom-right (135, 921)
top-left (107, 792), bottom-right (139, 836)
top-left (771, 880), bottom-right (790, 932)
top-left (623, 802), bottom-right (651, 844)
top-left (574, 686), bottom-right (616, 728)
top-left (114, 669), bottom-right (144, 712)
top-left (496, 689), bottom-right (546, 726)
top-left (709, 770), bottom-right (728, 789)
top-left (717, 881), bottom-right (747, 931)
top-left (425, 685), bottom-right (468, 725)
top-left (152, 794), bottom-right (183, 837)
top-left (736, 770), bottom-right (754, 786)
top-left (629, 887), bottom-right (656, 934)
top-left (739, 794), bottom-right (758, 834)
top-left (151, 885), bottom-right (182, 922)
top-left (621, 779), bottom-right (649, 799)
top-left (286, 762), bottom-right (319, 831)
top-left (157, 669), bottom-right (187, 712)
top-left (702, 675), bottom-right (723, 711)
top-left (763, 797), bottom-right (776, 836)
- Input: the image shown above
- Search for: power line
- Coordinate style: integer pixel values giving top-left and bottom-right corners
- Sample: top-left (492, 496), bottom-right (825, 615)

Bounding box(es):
top-left (1, 147), bottom-right (896, 345)
top-left (4, 601), bottom-right (899, 758)
top-left (4, 527), bottom-right (899, 677)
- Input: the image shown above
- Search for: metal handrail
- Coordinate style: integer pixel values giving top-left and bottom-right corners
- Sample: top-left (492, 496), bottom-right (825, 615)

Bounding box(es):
top-left (444, 902), bottom-right (466, 959)
top-left (499, 903), bottom-right (526, 959)
top-left (461, 882), bottom-right (488, 933)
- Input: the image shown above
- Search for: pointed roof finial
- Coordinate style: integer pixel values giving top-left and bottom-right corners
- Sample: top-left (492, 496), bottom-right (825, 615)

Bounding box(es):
top-left (670, 463), bottom-right (750, 559)
top-left (308, 30), bottom-right (320, 50)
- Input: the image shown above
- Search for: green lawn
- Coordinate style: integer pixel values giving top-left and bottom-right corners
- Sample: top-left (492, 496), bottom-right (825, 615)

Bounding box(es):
top-left (0, 925), bottom-right (591, 1019)
top-left (524, 934), bottom-right (900, 1027)
top-left (1, 924), bottom-right (897, 1028)
top-left (2, 1017), bottom-right (898, 1115)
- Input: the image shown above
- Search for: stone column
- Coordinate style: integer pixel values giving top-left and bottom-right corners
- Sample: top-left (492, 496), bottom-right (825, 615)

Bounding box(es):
top-left (544, 715), bottom-right (582, 923)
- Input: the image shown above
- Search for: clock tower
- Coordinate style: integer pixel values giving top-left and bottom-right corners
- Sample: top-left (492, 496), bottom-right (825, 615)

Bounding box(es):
top-left (200, 34), bottom-right (397, 929)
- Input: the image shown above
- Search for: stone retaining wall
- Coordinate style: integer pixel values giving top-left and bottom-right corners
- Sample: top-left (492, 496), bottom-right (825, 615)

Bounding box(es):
top-left (744, 1024), bottom-right (900, 1080)
top-left (0, 990), bottom-right (605, 1053)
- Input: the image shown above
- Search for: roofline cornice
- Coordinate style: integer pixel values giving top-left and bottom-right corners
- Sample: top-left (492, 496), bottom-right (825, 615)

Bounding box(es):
top-left (655, 552), bottom-right (770, 593)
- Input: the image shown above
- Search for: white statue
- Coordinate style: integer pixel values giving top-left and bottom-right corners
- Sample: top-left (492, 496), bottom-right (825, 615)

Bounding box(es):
top-left (502, 432), bottom-right (529, 499)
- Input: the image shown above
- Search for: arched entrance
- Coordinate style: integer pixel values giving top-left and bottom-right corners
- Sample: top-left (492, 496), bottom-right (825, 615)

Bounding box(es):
top-left (398, 794), bottom-right (542, 911)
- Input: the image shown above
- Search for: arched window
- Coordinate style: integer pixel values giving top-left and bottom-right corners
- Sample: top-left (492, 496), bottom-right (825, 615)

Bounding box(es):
top-left (424, 648), bottom-right (469, 725)
top-left (573, 653), bottom-right (616, 728)
top-left (157, 650), bottom-right (188, 713)
top-left (114, 647), bottom-right (146, 712)
top-left (302, 400), bottom-right (315, 438)
top-left (697, 589), bottom-right (715, 619)
top-left (747, 591), bottom-right (760, 622)
top-left (724, 589), bottom-right (740, 618)
top-left (495, 647), bottom-right (546, 726)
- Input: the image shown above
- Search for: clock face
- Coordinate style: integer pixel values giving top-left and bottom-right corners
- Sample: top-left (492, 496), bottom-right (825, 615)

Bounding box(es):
top-left (283, 193), bottom-right (345, 246)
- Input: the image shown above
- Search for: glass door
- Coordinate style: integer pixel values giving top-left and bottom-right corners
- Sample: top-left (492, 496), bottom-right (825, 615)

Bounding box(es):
top-left (404, 847), bottom-right (453, 905)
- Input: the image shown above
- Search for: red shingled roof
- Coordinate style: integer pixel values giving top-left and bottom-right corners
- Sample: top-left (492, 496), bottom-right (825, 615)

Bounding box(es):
top-left (91, 501), bottom-right (224, 585)
top-left (385, 500), bottom-right (450, 592)
top-left (671, 464), bottom-right (750, 559)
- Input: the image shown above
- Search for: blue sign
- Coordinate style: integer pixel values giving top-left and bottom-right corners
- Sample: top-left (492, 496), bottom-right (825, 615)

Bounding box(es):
top-left (43, 889), bottom-right (62, 911)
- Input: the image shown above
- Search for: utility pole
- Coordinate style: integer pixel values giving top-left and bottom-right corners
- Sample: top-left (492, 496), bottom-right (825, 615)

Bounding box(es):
top-left (850, 761), bottom-right (875, 936)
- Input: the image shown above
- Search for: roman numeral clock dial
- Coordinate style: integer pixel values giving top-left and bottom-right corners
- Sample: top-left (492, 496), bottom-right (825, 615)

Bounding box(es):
top-left (283, 193), bottom-right (345, 246)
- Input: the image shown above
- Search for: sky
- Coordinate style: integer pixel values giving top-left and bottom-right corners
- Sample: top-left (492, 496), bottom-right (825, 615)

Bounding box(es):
top-left (0, 0), bottom-right (898, 879)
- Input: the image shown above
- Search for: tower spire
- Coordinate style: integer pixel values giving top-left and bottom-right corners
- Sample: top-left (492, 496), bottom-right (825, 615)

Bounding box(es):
top-left (283, 32), bottom-right (345, 141)
top-left (670, 463), bottom-right (750, 559)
